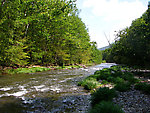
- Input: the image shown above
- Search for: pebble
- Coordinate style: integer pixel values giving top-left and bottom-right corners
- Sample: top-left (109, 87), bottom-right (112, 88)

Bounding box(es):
top-left (113, 85), bottom-right (150, 113)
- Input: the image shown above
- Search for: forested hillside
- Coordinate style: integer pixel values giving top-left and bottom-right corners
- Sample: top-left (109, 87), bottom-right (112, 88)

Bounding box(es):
top-left (103, 7), bottom-right (150, 68)
top-left (0, 0), bottom-right (102, 67)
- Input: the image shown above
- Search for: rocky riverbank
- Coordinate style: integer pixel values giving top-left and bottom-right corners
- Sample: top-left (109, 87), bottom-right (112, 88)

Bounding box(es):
top-left (78, 65), bottom-right (150, 113)
top-left (113, 85), bottom-right (150, 113)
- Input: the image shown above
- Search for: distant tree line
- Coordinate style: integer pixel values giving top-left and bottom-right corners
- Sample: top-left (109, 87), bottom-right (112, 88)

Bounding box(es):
top-left (0, 0), bottom-right (102, 67)
top-left (103, 7), bottom-right (150, 67)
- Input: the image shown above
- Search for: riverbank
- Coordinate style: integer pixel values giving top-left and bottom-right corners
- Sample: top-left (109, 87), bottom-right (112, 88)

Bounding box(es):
top-left (78, 65), bottom-right (150, 112)
top-left (0, 64), bottom-right (86, 74)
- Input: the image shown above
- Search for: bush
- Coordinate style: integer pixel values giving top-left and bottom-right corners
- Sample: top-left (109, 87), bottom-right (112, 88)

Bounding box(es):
top-left (89, 101), bottom-right (124, 113)
top-left (97, 73), bottom-right (110, 80)
top-left (135, 82), bottom-right (150, 94)
top-left (105, 76), bottom-right (125, 84)
top-left (94, 70), bottom-right (101, 75)
top-left (110, 66), bottom-right (122, 71)
top-left (91, 87), bottom-right (117, 107)
top-left (114, 82), bottom-right (131, 92)
top-left (113, 77), bottom-right (125, 84)
top-left (101, 80), bottom-right (109, 85)
top-left (78, 77), bottom-right (101, 90)
top-left (106, 76), bottom-right (113, 81)
top-left (84, 81), bottom-right (99, 90)
top-left (128, 77), bottom-right (140, 84)
top-left (121, 72), bottom-right (133, 80)
top-left (134, 82), bottom-right (147, 90)
top-left (111, 71), bottom-right (123, 78)
top-left (96, 70), bottom-right (111, 80)
top-left (6, 67), bottom-right (51, 74)
top-left (89, 74), bottom-right (100, 80)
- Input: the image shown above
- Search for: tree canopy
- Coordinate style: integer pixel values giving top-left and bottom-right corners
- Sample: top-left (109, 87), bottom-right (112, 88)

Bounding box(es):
top-left (103, 7), bottom-right (150, 67)
top-left (0, 0), bottom-right (102, 67)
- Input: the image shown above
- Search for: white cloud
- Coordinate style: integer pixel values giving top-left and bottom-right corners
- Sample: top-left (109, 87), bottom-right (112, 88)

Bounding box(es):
top-left (83, 0), bottom-right (145, 22)
top-left (80, 0), bottom-right (147, 48)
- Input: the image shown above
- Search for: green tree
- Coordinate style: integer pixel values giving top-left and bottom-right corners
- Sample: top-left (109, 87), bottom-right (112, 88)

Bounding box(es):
top-left (0, 0), bottom-right (102, 67)
top-left (103, 7), bottom-right (150, 67)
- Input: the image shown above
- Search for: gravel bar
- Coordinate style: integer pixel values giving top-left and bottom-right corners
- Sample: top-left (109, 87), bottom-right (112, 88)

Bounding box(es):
top-left (113, 85), bottom-right (150, 113)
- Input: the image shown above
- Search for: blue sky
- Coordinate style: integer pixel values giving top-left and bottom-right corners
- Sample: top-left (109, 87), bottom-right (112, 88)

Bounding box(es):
top-left (76, 0), bottom-right (148, 48)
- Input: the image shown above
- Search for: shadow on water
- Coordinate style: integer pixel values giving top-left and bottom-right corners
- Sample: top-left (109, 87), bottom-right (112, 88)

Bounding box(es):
top-left (0, 96), bottom-right (23, 113)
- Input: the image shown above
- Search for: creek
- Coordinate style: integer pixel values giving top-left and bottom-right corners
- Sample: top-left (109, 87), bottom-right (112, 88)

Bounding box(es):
top-left (0, 63), bottom-right (116, 113)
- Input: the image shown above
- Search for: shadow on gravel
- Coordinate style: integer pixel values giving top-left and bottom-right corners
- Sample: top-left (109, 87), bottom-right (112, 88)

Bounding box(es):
top-left (0, 94), bottom-right (91, 113)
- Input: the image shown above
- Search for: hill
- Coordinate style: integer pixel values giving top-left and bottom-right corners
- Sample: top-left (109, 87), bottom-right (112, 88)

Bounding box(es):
top-left (99, 45), bottom-right (110, 51)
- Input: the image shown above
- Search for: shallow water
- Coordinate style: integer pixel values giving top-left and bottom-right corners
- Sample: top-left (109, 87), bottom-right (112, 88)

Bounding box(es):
top-left (0, 63), bottom-right (116, 113)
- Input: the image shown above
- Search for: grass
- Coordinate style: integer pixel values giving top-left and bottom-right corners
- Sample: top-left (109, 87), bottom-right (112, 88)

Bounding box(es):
top-left (91, 87), bottom-right (117, 107)
top-left (135, 82), bottom-right (150, 94)
top-left (94, 69), bottom-right (111, 80)
top-left (5, 67), bottom-right (51, 74)
top-left (94, 66), bottom-right (139, 85)
top-left (101, 80), bottom-right (110, 85)
top-left (78, 65), bottom-right (140, 92)
top-left (121, 72), bottom-right (140, 84)
top-left (55, 65), bottom-right (83, 69)
top-left (89, 101), bottom-right (124, 113)
top-left (114, 82), bottom-right (131, 92)
top-left (4, 64), bottom-right (83, 74)
top-left (78, 77), bottom-right (101, 90)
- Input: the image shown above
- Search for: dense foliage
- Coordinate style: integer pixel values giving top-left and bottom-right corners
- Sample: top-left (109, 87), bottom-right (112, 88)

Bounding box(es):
top-left (78, 76), bottom-right (101, 90)
top-left (78, 65), bottom-right (140, 91)
top-left (89, 101), bottom-right (124, 113)
top-left (91, 87), bottom-right (117, 107)
top-left (0, 0), bottom-right (102, 67)
top-left (135, 82), bottom-right (150, 94)
top-left (103, 8), bottom-right (150, 67)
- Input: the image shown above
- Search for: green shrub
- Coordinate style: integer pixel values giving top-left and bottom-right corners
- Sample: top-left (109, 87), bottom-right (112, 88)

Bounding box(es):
top-left (112, 71), bottom-right (123, 77)
top-left (121, 72), bottom-right (139, 84)
top-left (84, 81), bottom-right (100, 90)
top-left (78, 77), bottom-right (101, 90)
top-left (97, 73), bottom-right (110, 80)
top-left (135, 82), bottom-right (150, 94)
top-left (110, 65), bottom-right (130, 72)
top-left (134, 82), bottom-right (147, 90)
top-left (101, 80), bottom-right (109, 85)
top-left (89, 74), bottom-right (100, 80)
top-left (97, 70), bottom-right (111, 80)
top-left (114, 82), bottom-right (131, 92)
top-left (6, 67), bottom-right (51, 74)
top-left (94, 70), bottom-right (101, 75)
top-left (128, 77), bottom-right (140, 84)
top-left (106, 76), bottom-right (125, 84)
top-left (91, 87), bottom-right (117, 107)
top-left (121, 72), bottom-right (134, 80)
top-left (95, 68), bottom-right (111, 76)
top-left (121, 66), bottom-right (130, 71)
top-left (89, 101), bottom-right (124, 113)
top-left (114, 77), bottom-right (125, 84)
top-left (106, 76), bottom-right (115, 82)
top-left (77, 81), bottom-right (83, 86)
top-left (110, 66), bottom-right (121, 72)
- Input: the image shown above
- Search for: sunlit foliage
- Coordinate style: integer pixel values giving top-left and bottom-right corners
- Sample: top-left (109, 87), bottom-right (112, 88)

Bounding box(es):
top-left (103, 8), bottom-right (150, 67)
top-left (0, 0), bottom-right (102, 67)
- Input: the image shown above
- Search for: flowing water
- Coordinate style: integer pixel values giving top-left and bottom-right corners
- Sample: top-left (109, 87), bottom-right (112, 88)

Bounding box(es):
top-left (0, 63), bottom-right (116, 113)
